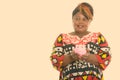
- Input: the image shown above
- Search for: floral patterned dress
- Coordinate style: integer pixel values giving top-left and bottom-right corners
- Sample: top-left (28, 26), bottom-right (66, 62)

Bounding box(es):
top-left (50, 32), bottom-right (111, 80)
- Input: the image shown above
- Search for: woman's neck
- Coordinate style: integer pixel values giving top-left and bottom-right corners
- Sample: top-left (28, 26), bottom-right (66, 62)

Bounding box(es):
top-left (72, 31), bottom-right (90, 38)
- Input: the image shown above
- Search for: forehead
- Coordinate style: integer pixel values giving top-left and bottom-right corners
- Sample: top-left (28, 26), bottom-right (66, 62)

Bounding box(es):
top-left (73, 12), bottom-right (85, 18)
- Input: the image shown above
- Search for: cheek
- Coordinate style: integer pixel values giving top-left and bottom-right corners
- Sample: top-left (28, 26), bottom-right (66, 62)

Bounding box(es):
top-left (73, 23), bottom-right (77, 29)
top-left (85, 23), bottom-right (89, 27)
top-left (73, 21), bottom-right (78, 26)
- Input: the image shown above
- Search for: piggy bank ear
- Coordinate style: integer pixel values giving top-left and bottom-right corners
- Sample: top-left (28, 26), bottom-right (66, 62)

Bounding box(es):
top-left (79, 45), bottom-right (86, 50)
top-left (75, 45), bottom-right (80, 48)
top-left (83, 45), bottom-right (86, 48)
top-left (75, 45), bottom-right (83, 48)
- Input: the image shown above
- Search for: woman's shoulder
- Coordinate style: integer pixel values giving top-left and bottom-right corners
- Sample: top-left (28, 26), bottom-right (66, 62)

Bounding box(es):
top-left (68, 31), bottom-right (100, 35)
top-left (56, 33), bottom-right (69, 38)
top-left (90, 31), bottom-right (100, 34)
top-left (58, 32), bottom-right (102, 37)
top-left (90, 31), bottom-right (101, 35)
top-left (58, 32), bottom-right (73, 36)
top-left (91, 32), bottom-right (108, 39)
top-left (68, 32), bottom-right (75, 36)
top-left (92, 32), bottom-right (105, 36)
top-left (60, 32), bottom-right (100, 37)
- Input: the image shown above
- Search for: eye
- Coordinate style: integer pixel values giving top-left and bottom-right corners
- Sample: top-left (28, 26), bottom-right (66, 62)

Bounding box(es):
top-left (83, 17), bottom-right (88, 21)
top-left (75, 17), bottom-right (80, 21)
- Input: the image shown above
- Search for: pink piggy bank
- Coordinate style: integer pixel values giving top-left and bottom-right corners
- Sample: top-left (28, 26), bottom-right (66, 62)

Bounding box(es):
top-left (74, 45), bottom-right (86, 57)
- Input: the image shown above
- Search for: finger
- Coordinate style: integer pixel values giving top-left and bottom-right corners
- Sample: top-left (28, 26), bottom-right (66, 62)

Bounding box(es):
top-left (81, 55), bottom-right (88, 60)
top-left (71, 51), bottom-right (74, 54)
top-left (82, 54), bottom-right (88, 57)
top-left (82, 56), bottom-right (88, 59)
top-left (74, 54), bottom-right (80, 60)
top-left (86, 49), bottom-right (90, 53)
top-left (71, 51), bottom-right (77, 55)
top-left (70, 53), bottom-right (78, 60)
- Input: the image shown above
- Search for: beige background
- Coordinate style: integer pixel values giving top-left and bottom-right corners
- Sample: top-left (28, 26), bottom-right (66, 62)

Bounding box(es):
top-left (0, 0), bottom-right (120, 80)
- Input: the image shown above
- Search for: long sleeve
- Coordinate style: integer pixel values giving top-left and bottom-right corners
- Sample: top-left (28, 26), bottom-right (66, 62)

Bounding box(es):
top-left (96, 33), bottom-right (111, 70)
top-left (50, 34), bottom-right (65, 71)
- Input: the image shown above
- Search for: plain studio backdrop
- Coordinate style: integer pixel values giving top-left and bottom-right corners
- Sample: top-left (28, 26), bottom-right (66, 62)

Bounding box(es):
top-left (0, 0), bottom-right (120, 80)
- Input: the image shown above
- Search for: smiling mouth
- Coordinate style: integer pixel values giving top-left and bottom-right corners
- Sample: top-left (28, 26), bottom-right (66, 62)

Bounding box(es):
top-left (77, 25), bottom-right (83, 28)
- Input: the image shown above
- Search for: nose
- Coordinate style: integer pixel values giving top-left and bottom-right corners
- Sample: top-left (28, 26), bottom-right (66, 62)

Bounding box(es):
top-left (78, 19), bottom-right (84, 24)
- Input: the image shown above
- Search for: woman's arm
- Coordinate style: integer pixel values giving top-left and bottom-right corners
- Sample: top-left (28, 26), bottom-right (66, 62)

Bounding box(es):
top-left (81, 53), bottom-right (99, 66)
top-left (82, 33), bottom-right (111, 70)
top-left (50, 34), bottom-right (80, 71)
top-left (50, 34), bottom-right (65, 71)
top-left (62, 51), bottom-right (79, 67)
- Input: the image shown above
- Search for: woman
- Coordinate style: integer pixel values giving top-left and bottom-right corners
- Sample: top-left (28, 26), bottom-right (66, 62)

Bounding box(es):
top-left (50, 2), bottom-right (111, 80)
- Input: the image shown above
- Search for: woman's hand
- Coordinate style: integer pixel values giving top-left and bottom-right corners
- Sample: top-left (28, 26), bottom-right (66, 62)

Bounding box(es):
top-left (62, 51), bottom-right (80, 67)
top-left (81, 50), bottom-right (99, 66)
top-left (70, 51), bottom-right (80, 60)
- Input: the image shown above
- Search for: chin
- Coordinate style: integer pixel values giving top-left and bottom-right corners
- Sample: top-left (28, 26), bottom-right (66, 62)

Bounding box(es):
top-left (78, 30), bottom-right (85, 33)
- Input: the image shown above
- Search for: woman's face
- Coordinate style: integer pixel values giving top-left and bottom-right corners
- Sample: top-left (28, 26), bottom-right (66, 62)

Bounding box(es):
top-left (72, 12), bottom-right (91, 33)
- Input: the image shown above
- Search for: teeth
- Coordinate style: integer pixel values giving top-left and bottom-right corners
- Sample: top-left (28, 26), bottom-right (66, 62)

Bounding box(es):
top-left (78, 25), bottom-right (82, 28)
top-left (79, 26), bottom-right (82, 28)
